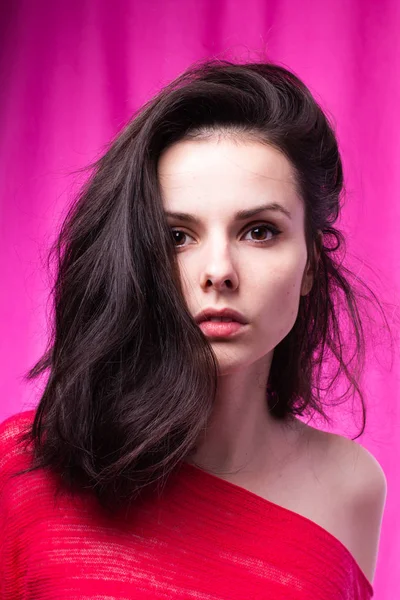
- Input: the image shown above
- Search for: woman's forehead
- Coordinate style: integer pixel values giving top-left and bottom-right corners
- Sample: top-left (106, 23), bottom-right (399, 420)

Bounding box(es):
top-left (158, 137), bottom-right (297, 184)
top-left (158, 138), bottom-right (302, 222)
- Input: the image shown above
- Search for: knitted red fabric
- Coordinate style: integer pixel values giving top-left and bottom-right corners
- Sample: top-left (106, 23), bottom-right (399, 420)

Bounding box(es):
top-left (0, 410), bottom-right (373, 599)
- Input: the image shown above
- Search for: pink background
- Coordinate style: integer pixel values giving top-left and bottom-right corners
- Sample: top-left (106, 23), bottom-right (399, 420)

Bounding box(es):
top-left (1, 1), bottom-right (399, 597)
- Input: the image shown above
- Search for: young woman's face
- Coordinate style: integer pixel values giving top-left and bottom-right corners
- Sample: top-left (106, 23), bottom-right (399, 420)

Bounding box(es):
top-left (158, 136), bottom-right (313, 374)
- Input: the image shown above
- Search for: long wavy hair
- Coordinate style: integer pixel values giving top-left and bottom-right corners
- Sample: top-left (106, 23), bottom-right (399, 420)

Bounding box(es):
top-left (12, 58), bottom-right (392, 515)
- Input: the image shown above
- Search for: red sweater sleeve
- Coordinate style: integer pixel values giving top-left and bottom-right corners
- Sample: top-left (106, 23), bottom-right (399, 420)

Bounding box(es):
top-left (0, 410), bottom-right (37, 599)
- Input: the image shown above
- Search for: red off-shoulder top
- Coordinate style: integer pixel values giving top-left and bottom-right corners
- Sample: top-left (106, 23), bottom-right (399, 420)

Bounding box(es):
top-left (0, 410), bottom-right (373, 599)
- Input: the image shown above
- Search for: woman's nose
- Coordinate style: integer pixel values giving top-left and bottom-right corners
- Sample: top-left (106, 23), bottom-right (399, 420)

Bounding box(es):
top-left (200, 253), bottom-right (239, 292)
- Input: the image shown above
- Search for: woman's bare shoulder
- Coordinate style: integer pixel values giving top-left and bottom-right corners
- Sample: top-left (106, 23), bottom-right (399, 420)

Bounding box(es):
top-left (310, 426), bottom-right (387, 495)
top-left (306, 425), bottom-right (387, 584)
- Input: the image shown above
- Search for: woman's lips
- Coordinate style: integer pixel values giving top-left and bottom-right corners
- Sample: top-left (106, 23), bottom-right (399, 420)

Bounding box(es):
top-left (198, 320), bottom-right (247, 337)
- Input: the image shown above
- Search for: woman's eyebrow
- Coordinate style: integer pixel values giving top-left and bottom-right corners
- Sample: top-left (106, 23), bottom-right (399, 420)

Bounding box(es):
top-left (164, 203), bottom-right (292, 224)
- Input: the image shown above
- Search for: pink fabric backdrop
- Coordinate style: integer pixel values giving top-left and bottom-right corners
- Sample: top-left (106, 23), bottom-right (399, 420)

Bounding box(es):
top-left (1, 1), bottom-right (399, 597)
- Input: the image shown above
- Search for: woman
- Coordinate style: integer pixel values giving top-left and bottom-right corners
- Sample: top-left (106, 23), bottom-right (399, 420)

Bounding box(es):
top-left (0, 59), bottom-right (389, 599)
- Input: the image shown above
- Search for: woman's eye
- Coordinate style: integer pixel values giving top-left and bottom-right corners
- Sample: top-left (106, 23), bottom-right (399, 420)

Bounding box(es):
top-left (171, 230), bottom-right (194, 247)
top-left (243, 224), bottom-right (281, 243)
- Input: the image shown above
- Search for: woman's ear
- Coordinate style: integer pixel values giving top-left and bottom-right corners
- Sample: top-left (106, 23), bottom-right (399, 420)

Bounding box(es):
top-left (300, 260), bottom-right (314, 296)
top-left (300, 232), bottom-right (322, 296)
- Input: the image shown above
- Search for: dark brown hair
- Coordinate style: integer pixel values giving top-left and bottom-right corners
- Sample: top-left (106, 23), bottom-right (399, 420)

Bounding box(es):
top-left (12, 58), bottom-right (393, 515)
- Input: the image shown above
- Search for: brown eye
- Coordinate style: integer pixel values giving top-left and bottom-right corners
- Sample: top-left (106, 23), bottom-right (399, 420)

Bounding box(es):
top-left (171, 229), bottom-right (194, 247)
top-left (243, 224), bottom-right (281, 243)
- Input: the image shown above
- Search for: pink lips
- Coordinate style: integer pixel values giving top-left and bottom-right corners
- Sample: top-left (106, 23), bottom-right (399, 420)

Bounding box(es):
top-left (195, 308), bottom-right (248, 338)
top-left (198, 320), bottom-right (246, 338)
top-left (195, 307), bottom-right (248, 325)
